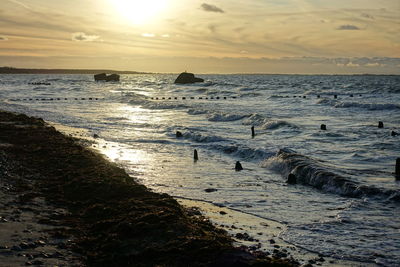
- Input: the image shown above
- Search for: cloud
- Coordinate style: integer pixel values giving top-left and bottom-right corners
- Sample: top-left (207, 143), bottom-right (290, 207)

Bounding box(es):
top-left (7, 0), bottom-right (31, 10)
top-left (361, 13), bottom-right (374, 19)
top-left (365, 63), bottom-right (382, 67)
top-left (201, 3), bottom-right (224, 13)
top-left (337, 24), bottom-right (361, 30)
top-left (234, 27), bottom-right (245, 33)
top-left (346, 62), bottom-right (360, 67)
top-left (208, 24), bottom-right (217, 33)
top-left (71, 32), bottom-right (99, 42)
top-left (141, 33), bottom-right (155, 38)
top-left (0, 36), bottom-right (8, 41)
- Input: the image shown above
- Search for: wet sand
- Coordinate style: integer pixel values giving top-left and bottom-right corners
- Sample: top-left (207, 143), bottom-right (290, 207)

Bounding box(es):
top-left (0, 110), bottom-right (296, 266)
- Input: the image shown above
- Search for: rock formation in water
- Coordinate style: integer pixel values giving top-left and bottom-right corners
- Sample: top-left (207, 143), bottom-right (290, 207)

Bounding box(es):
top-left (174, 72), bottom-right (204, 84)
top-left (94, 73), bottom-right (120, 82)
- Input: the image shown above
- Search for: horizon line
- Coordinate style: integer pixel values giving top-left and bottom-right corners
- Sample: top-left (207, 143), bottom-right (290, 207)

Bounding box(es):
top-left (0, 66), bottom-right (399, 76)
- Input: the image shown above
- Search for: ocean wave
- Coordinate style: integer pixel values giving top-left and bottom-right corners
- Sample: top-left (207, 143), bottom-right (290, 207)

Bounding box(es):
top-left (268, 95), bottom-right (286, 99)
top-left (128, 96), bottom-right (188, 109)
top-left (238, 87), bottom-right (256, 91)
top-left (262, 149), bottom-right (400, 201)
top-left (174, 131), bottom-right (275, 160)
top-left (242, 113), bottom-right (268, 126)
top-left (317, 99), bottom-right (400, 110)
top-left (212, 144), bottom-right (274, 160)
top-left (316, 98), bottom-right (339, 106)
top-left (207, 113), bottom-right (248, 122)
top-left (145, 102), bottom-right (189, 110)
top-left (261, 120), bottom-right (298, 130)
top-left (187, 109), bottom-right (248, 122)
top-left (181, 132), bottom-right (226, 143)
top-left (239, 92), bottom-right (262, 97)
top-left (242, 114), bottom-right (298, 130)
top-left (194, 88), bottom-right (208, 93)
top-left (335, 102), bottom-right (400, 110)
top-left (187, 109), bottom-right (208, 115)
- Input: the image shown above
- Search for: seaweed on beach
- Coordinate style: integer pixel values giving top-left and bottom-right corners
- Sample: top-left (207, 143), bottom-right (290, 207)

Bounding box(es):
top-left (0, 110), bottom-right (296, 267)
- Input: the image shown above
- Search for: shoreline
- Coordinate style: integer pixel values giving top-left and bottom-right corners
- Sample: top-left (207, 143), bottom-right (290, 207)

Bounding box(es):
top-left (0, 110), bottom-right (296, 266)
top-left (50, 119), bottom-right (377, 267)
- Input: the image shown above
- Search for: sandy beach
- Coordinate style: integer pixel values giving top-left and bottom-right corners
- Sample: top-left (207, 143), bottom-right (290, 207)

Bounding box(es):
top-left (0, 110), bottom-right (298, 267)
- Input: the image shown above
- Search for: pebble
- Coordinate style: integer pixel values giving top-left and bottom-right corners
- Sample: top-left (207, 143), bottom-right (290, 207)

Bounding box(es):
top-left (278, 252), bottom-right (288, 258)
top-left (204, 188), bottom-right (218, 193)
top-left (11, 245), bottom-right (22, 251)
top-left (31, 260), bottom-right (44, 265)
top-left (35, 240), bottom-right (46, 246)
top-left (38, 252), bottom-right (51, 258)
top-left (19, 242), bottom-right (30, 249)
top-left (51, 251), bottom-right (63, 258)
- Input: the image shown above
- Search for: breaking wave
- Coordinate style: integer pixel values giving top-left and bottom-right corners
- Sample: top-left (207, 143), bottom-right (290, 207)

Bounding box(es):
top-left (317, 99), bottom-right (400, 110)
top-left (207, 113), bottom-right (248, 122)
top-left (262, 149), bottom-right (400, 202)
top-left (261, 120), bottom-right (298, 130)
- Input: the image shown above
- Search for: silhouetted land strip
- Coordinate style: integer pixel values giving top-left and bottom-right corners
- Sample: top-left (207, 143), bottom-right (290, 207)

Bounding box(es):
top-left (0, 110), bottom-right (296, 266)
top-left (0, 67), bottom-right (150, 74)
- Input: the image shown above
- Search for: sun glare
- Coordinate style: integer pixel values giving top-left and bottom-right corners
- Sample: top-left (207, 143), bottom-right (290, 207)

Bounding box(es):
top-left (112, 0), bottom-right (169, 25)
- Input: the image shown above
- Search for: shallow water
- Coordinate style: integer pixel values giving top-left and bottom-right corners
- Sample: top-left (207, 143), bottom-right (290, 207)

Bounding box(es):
top-left (1, 74), bottom-right (399, 266)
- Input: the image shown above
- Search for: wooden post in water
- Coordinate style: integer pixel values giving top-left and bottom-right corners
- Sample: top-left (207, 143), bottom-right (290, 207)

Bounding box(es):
top-left (235, 161), bottom-right (243, 171)
top-left (287, 173), bottom-right (297, 184)
top-left (176, 131), bottom-right (183, 138)
top-left (194, 149), bottom-right (199, 161)
top-left (396, 158), bottom-right (400, 180)
top-left (251, 126), bottom-right (255, 137)
top-left (378, 121), bottom-right (384, 128)
top-left (321, 124), bottom-right (327, 131)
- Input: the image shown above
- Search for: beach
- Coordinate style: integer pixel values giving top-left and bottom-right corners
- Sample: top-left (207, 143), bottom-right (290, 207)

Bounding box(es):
top-left (0, 110), bottom-right (298, 266)
top-left (0, 73), bottom-right (399, 266)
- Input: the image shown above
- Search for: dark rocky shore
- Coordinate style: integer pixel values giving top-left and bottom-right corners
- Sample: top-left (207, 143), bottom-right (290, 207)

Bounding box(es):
top-left (0, 110), bottom-right (297, 267)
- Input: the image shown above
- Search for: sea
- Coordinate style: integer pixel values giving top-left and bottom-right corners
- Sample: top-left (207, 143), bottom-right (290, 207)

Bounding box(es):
top-left (0, 74), bottom-right (399, 266)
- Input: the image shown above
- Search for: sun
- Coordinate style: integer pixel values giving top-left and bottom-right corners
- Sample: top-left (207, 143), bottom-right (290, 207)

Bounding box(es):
top-left (112, 0), bottom-right (169, 25)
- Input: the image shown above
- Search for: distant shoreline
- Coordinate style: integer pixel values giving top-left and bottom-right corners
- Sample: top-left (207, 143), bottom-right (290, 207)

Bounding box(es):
top-left (0, 67), bottom-right (151, 75)
top-left (0, 67), bottom-right (398, 76)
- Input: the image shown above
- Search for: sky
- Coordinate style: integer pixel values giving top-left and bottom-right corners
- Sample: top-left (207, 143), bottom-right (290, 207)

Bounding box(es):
top-left (0, 0), bottom-right (399, 74)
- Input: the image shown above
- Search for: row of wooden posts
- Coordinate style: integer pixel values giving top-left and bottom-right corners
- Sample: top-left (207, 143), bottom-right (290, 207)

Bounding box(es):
top-left (6, 93), bottom-right (360, 102)
top-left (149, 94), bottom-right (360, 101)
top-left (193, 148), bottom-right (243, 171)
top-left (180, 122), bottom-right (400, 179)
top-left (8, 97), bottom-right (101, 101)
top-left (320, 121), bottom-right (398, 137)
